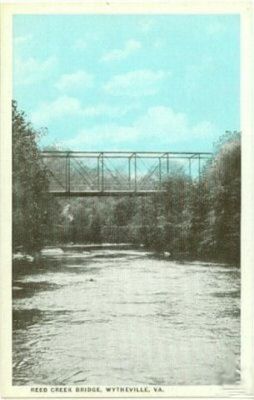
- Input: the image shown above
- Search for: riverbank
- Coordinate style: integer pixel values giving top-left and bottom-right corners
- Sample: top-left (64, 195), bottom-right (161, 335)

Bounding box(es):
top-left (13, 243), bottom-right (136, 263)
top-left (13, 242), bottom-right (239, 268)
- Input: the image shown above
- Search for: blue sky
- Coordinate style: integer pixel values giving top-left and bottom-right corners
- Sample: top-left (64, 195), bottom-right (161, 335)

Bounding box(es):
top-left (13, 14), bottom-right (240, 152)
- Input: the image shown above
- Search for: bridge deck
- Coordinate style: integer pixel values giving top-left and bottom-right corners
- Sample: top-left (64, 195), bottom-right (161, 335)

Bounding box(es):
top-left (41, 150), bottom-right (212, 196)
top-left (49, 190), bottom-right (167, 197)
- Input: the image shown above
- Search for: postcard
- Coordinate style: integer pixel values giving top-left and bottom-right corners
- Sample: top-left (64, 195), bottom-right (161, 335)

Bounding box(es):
top-left (0, 1), bottom-right (253, 398)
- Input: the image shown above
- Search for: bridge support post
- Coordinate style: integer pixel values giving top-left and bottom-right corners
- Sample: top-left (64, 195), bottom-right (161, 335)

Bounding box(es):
top-left (159, 157), bottom-right (162, 190)
top-left (101, 152), bottom-right (104, 192)
top-left (198, 154), bottom-right (201, 183)
top-left (97, 155), bottom-right (100, 191)
top-left (66, 152), bottom-right (71, 194)
top-left (134, 153), bottom-right (137, 192)
top-left (166, 153), bottom-right (169, 175)
top-left (128, 156), bottom-right (131, 190)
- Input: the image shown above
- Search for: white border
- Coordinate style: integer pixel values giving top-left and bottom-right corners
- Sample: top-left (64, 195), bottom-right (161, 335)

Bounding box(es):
top-left (0, 1), bottom-right (253, 398)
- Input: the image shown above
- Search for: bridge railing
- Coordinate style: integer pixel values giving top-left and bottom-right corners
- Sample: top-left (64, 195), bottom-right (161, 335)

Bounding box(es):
top-left (41, 151), bottom-right (212, 196)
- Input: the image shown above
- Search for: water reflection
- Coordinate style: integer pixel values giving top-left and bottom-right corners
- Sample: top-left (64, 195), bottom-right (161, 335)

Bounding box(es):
top-left (13, 247), bottom-right (240, 386)
top-left (13, 309), bottom-right (71, 331)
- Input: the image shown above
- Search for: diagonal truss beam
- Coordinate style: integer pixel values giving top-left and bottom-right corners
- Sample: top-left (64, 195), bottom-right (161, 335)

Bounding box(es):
top-left (41, 150), bottom-right (212, 196)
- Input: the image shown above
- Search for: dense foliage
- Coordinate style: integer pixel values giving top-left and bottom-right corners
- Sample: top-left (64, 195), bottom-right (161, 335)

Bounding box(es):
top-left (45, 132), bottom-right (240, 264)
top-left (13, 102), bottom-right (240, 264)
top-left (12, 101), bottom-right (52, 252)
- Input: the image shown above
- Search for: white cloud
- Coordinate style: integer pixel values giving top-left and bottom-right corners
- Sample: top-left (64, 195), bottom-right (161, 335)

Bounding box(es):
top-left (31, 96), bottom-right (135, 125)
top-left (101, 39), bottom-right (141, 62)
top-left (55, 70), bottom-right (94, 92)
top-left (206, 21), bottom-right (226, 36)
top-left (14, 34), bottom-right (32, 46)
top-left (74, 34), bottom-right (99, 50)
top-left (63, 106), bottom-right (216, 150)
top-left (31, 96), bottom-right (81, 125)
top-left (153, 39), bottom-right (165, 49)
top-left (14, 56), bottom-right (57, 85)
top-left (74, 39), bottom-right (87, 50)
top-left (183, 57), bottom-right (214, 97)
top-left (139, 19), bottom-right (155, 33)
top-left (81, 104), bottom-right (136, 118)
top-left (103, 69), bottom-right (169, 97)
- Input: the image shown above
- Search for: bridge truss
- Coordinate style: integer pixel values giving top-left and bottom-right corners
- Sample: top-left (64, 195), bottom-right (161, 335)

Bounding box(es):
top-left (41, 151), bottom-right (212, 196)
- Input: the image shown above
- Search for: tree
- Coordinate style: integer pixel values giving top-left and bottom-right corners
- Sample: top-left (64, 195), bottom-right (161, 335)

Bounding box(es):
top-left (186, 131), bottom-right (241, 263)
top-left (12, 101), bottom-right (51, 252)
top-left (203, 132), bottom-right (241, 262)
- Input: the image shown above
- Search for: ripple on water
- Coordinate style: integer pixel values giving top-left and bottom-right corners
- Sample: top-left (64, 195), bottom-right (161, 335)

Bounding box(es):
top-left (13, 247), bottom-right (240, 386)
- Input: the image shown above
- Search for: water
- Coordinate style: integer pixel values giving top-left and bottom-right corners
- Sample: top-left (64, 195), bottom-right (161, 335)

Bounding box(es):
top-left (13, 247), bottom-right (240, 386)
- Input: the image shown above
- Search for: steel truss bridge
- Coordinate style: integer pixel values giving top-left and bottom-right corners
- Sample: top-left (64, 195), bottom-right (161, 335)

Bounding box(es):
top-left (41, 151), bottom-right (212, 197)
